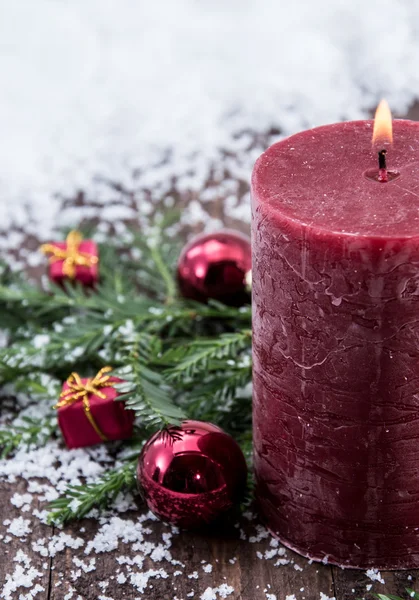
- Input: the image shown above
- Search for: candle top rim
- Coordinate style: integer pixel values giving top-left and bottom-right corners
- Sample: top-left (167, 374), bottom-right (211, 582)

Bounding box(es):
top-left (252, 119), bottom-right (419, 240)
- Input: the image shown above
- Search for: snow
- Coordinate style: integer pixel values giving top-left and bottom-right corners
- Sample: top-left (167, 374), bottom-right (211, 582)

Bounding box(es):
top-left (7, 517), bottom-right (32, 538)
top-left (200, 585), bottom-right (235, 600)
top-left (366, 568), bottom-right (385, 584)
top-left (10, 493), bottom-right (33, 509)
top-left (32, 335), bottom-right (51, 350)
top-left (129, 568), bottom-right (168, 593)
top-left (47, 533), bottom-right (85, 557)
top-left (3, 562), bottom-right (44, 600)
top-left (72, 557), bottom-right (96, 573)
top-left (1, 0), bottom-right (419, 260)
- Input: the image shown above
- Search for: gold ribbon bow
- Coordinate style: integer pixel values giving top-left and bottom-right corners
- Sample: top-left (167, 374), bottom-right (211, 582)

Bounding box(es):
top-left (55, 366), bottom-right (114, 441)
top-left (40, 230), bottom-right (98, 279)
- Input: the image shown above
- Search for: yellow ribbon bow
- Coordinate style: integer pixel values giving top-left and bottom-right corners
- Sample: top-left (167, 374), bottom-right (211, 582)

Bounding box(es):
top-left (40, 230), bottom-right (98, 279)
top-left (55, 366), bottom-right (114, 441)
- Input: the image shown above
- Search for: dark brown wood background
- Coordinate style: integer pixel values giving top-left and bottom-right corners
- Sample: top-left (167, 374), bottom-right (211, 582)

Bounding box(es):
top-left (2, 105), bottom-right (419, 600)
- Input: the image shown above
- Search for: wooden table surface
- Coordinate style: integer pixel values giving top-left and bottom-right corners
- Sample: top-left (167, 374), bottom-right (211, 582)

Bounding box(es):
top-left (2, 105), bottom-right (419, 600)
top-left (1, 483), bottom-right (418, 600)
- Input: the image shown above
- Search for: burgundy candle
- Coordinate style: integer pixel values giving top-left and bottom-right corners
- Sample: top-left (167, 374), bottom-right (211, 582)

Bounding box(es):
top-left (252, 113), bottom-right (419, 569)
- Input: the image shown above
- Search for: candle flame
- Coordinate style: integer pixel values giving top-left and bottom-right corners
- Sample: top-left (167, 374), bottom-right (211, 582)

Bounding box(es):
top-left (372, 99), bottom-right (393, 145)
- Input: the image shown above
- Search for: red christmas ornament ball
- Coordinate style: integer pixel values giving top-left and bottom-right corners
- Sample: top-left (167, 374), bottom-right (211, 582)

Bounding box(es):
top-left (177, 230), bottom-right (251, 305)
top-left (137, 420), bottom-right (247, 528)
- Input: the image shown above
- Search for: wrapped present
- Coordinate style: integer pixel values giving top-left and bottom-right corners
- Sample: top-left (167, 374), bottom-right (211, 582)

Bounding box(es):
top-left (56, 366), bottom-right (135, 449)
top-left (40, 230), bottom-right (99, 286)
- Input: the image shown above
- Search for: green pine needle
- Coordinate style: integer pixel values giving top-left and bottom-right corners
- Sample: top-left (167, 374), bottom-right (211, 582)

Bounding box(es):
top-left (149, 244), bottom-right (177, 305)
top-left (0, 415), bottom-right (56, 458)
top-left (113, 333), bottom-right (187, 428)
top-left (375, 590), bottom-right (418, 600)
top-left (47, 459), bottom-right (137, 525)
top-left (164, 330), bottom-right (251, 381)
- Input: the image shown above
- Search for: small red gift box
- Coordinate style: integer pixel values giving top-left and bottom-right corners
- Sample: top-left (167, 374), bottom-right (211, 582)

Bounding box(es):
top-left (56, 367), bottom-right (135, 449)
top-left (40, 230), bottom-right (98, 286)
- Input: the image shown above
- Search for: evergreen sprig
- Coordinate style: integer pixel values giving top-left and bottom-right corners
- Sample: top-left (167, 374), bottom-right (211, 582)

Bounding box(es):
top-left (113, 333), bottom-right (187, 428)
top-left (0, 415), bottom-right (56, 458)
top-left (164, 329), bottom-right (252, 381)
top-left (0, 216), bottom-right (253, 523)
top-left (376, 593), bottom-right (418, 600)
top-left (47, 459), bottom-right (137, 525)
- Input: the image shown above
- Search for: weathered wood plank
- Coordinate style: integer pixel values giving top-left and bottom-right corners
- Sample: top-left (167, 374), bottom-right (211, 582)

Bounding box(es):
top-left (48, 506), bottom-right (335, 600)
top-left (333, 565), bottom-right (419, 600)
top-left (0, 479), bottom-right (52, 599)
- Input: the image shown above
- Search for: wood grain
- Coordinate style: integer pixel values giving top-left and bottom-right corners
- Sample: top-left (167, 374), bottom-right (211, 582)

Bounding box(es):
top-left (0, 480), bottom-right (52, 598)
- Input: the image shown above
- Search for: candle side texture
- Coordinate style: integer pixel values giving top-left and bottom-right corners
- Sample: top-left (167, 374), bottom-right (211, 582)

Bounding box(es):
top-left (252, 119), bottom-right (419, 569)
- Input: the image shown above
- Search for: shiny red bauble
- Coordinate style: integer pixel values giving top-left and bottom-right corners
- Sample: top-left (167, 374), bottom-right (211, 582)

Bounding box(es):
top-left (177, 230), bottom-right (251, 305)
top-left (137, 420), bottom-right (247, 528)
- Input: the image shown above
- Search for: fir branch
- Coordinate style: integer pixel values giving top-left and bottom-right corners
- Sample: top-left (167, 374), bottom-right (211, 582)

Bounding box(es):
top-left (177, 365), bottom-right (251, 408)
top-left (209, 364), bottom-right (252, 403)
top-left (0, 344), bottom-right (41, 383)
top-left (374, 590), bottom-right (419, 600)
top-left (0, 303), bottom-right (250, 385)
top-left (164, 330), bottom-right (252, 381)
top-left (150, 244), bottom-right (177, 305)
top-left (0, 280), bottom-right (157, 326)
top-left (0, 319), bottom-right (114, 382)
top-left (183, 384), bottom-right (252, 438)
top-left (0, 283), bottom-right (249, 338)
top-left (0, 415), bottom-right (56, 458)
top-left (376, 596), bottom-right (408, 600)
top-left (47, 459), bottom-right (137, 525)
top-left (114, 334), bottom-right (187, 428)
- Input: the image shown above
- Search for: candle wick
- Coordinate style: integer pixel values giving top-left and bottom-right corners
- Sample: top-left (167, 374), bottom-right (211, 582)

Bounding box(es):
top-left (378, 149), bottom-right (387, 169)
top-left (378, 149), bottom-right (388, 182)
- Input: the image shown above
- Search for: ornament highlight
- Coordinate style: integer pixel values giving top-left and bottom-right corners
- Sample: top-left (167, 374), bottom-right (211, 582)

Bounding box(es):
top-left (137, 420), bottom-right (247, 528)
top-left (177, 230), bottom-right (251, 305)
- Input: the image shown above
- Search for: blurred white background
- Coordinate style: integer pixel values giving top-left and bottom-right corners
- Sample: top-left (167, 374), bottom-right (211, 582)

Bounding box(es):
top-left (1, 0), bottom-right (419, 248)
